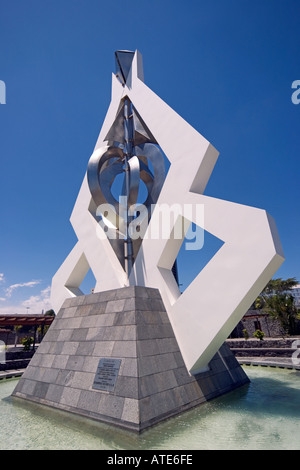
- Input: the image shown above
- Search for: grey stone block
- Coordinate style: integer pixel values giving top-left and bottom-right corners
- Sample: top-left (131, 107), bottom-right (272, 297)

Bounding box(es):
top-left (56, 369), bottom-right (75, 386)
top-left (42, 368), bottom-right (60, 384)
top-left (113, 311), bottom-right (136, 326)
top-left (115, 376), bottom-right (139, 399)
top-left (56, 329), bottom-right (74, 342)
top-left (52, 354), bottom-right (69, 370)
top-left (71, 371), bottom-right (94, 390)
top-left (112, 341), bottom-right (137, 358)
top-left (45, 384), bottom-right (64, 403)
top-left (66, 355), bottom-right (85, 371)
top-left (33, 381), bottom-right (49, 399)
top-left (98, 394), bottom-right (125, 419)
top-left (121, 398), bottom-right (139, 424)
top-left (93, 340), bottom-right (115, 357)
top-left (76, 341), bottom-right (95, 356)
top-left (61, 341), bottom-right (79, 356)
top-left (77, 390), bottom-right (101, 412)
top-left (60, 386), bottom-right (81, 408)
top-left (70, 328), bottom-right (89, 342)
top-left (105, 299), bottom-right (125, 313)
top-left (48, 341), bottom-right (65, 355)
top-left (120, 358), bottom-right (138, 378)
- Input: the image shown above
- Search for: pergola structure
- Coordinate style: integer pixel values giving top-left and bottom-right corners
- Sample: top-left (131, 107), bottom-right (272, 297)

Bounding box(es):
top-left (0, 314), bottom-right (54, 349)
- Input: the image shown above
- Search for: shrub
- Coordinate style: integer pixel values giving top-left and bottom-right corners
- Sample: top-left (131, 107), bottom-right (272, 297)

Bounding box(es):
top-left (21, 336), bottom-right (34, 351)
top-left (253, 329), bottom-right (265, 341)
top-left (242, 329), bottom-right (249, 340)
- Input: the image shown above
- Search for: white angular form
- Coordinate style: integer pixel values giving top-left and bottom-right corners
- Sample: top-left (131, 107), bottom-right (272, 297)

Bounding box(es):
top-left (51, 50), bottom-right (284, 373)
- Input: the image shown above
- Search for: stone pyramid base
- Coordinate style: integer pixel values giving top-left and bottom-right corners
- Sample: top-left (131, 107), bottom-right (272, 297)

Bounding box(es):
top-left (12, 286), bottom-right (249, 432)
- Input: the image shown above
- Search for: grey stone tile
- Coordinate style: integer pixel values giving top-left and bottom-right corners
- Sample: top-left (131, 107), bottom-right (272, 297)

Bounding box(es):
top-left (60, 387), bottom-right (81, 408)
top-left (35, 341), bottom-right (52, 355)
top-left (133, 286), bottom-right (150, 298)
top-left (60, 306), bottom-right (78, 318)
top-left (138, 355), bottom-right (157, 377)
top-left (137, 339), bottom-right (159, 357)
top-left (83, 355), bottom-right (99, 373)
top-left (22, 365), bottom-right (45, 381)
top-left (27, 353), bottom-right (43, 367)
top-left (48, 341), bottom-right (65, 355)
top-left (74, 304), bottom-right (93, 317)
top-left (121, 398), bottom-right (139, 424)
top-left (66, 355), bottom-right (85, 371)
top-left (33, 381), bottom-right (49, 399)
top-left (139, 374), bottom-right (159, 398)
top-left (98, 290), bottom-right (118, 302)
top-left (146, 288), bottom-right (162, 299)
top-left (42, 368), bottom-right (60, 384)
top-left (62, 317), bottom-right (82, 329)
top-left (61, 341), bottom-right (79, 356)
top-left (62, 298), bottom-right (73, 308)
top-left (78, 390), bottom-right (101, 412)
top-left (115, 286), bottom-right (136, 299)
top-left (136, 324), bottom-right (167, 340)
top-left (138, 310), bottom-right (162, 325)
top-left (113, 311), bottom-right (136, 326)
top-left (105, 299), bottom-right (126, 313)
top-left (120, 358), bottom-right (138, 377)
top-left (69, 296), bottom-right (85, 307)
top-left (112, 341), bottom-right (137, 358)
top-left (114, 376), bottom-right (139, 399)
top-left (42, 329), bottom-right (59, 342)
top-left (88, 302), bottom-right (108, 315)
top-left (121, 325), bottom-right (137, 341)
top-left (39, 354), bottom-right (55, 368)
top-left (45, 384), bottom-right (64, 403)
top-left (23, 379), bottom-right (38, 395)
top-left (156, 338), bottom-right (179, 354)
top-left (98, 394), bottom-right (125, 419)
top-left (56, 369), bottom-right (75, 386)
top-left (93, 341), bottom-right (115, 357)
top-left (71, 371), bottom-right (94, 390)
top-left (51, 354), bottom-right (69, 370)
top-left (56, 329), bottom-right (74, 342)
top-left (70, 328), bottom-right (89, 342)
top-left (173, 367), bottom-right (194, 386)
top-left (123, 297), bottom-right (136, 311)
top-left (76, 341), bottom-right (95, 356)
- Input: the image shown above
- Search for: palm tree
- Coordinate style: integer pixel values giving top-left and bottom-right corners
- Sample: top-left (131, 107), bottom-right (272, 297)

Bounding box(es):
top-left (255, 277), bottom-right (299, 335)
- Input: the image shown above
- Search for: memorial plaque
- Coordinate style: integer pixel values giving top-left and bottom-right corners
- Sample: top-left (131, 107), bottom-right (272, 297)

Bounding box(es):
top-left (92, 358), bottom-right (122, 392)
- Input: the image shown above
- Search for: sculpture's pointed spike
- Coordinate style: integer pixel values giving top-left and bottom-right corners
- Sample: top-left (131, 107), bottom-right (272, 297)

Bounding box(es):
top-left (115, 50), bottom-right (135, 85)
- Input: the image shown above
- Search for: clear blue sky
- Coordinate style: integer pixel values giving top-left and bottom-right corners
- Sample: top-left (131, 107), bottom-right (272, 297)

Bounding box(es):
top-left (0, 0), bottom-right (299, 314)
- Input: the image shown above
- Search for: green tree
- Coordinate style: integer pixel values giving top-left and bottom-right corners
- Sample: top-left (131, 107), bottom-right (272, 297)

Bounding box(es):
top-left (45, 309), bottom-right (55, 316)
top-left (255, 278), bottom-right (299, 335)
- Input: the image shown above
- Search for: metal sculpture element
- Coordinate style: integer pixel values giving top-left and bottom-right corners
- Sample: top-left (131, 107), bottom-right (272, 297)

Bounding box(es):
top-left (87, 78), bottom-right (165, 275)
top-left (51, 50), bottom-right (284, 374)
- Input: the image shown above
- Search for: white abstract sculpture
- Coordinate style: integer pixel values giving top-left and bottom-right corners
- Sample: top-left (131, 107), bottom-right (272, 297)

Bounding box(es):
top-left (51, 50), bottom-right (284, 374)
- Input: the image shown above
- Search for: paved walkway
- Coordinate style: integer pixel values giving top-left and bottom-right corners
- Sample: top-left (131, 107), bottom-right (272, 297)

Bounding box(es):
top-left (0, 369), bottom-right (24, 380)
top-left (237, 356), bottom-right (300, 370)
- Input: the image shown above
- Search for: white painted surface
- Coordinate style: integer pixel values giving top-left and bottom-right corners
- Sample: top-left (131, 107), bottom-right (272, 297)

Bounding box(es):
top-left (51, 50), bottom-right (284, 373)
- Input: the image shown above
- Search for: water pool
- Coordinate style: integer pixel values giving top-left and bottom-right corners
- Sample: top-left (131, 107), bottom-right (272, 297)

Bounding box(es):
top-left (1, 366), bottom-right (299, 450)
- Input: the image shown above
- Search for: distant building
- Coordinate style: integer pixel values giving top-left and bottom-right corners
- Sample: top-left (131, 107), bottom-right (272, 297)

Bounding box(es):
top-left (229, 310), bottom-right (283, 338)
